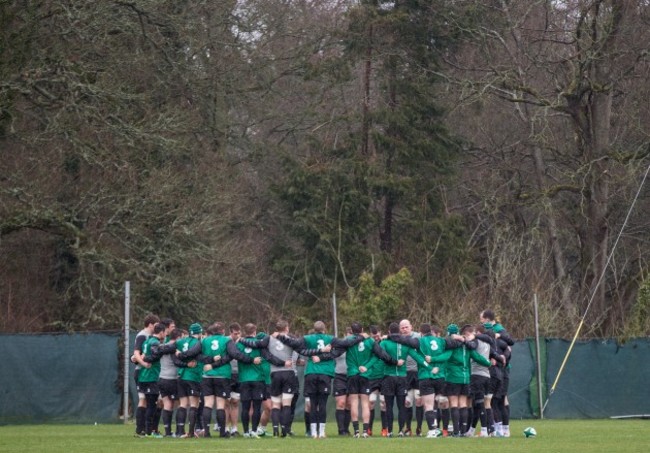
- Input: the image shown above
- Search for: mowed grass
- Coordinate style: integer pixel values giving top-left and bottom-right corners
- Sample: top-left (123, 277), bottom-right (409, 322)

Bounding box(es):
top-left (0, 419), bottom-right (647, 453)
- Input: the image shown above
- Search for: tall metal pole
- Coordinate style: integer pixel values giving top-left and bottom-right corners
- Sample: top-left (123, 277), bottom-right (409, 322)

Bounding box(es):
top-left (123, 281), bottom-right (131, 424)
top-left (534, 293), bottom-right (544, 419)
top-left (332, 292), bottom-right (338, 337)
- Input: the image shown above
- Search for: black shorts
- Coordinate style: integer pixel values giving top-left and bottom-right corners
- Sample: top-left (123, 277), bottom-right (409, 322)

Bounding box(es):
top-left (304, 374), bottom-right (332, 396)
top-left (368, 378), bottom-right (383, 393)
top-left (230, 373), bottom-right (241, 394)
top-left (333, 373), bottom-right (348, 397)
top-left (134, 369), bottom-right (141, 392)
top-left (419, 378), bottom-right (446, 396)
top-left (470, 375), bottom-right (490, 400)
top-left (381, 375), bottom-right (408, 397)
top-left (201, 377), bottom-right (231, 399)
top-left (159, 378), bottom-right (178, 400)
top-left (347, 375), bottom-right (370, 395)
top-left (178, 379), bottom-right (201, 398)
top-left (139, 381), bottom-right (160, 396)
top-left (271, 370), bottom-right (298, 397)
top-left (488, 377), bottom-right (502, 396)
top-left (445, 382), bottom-right (470, 397)
top-left (240, 381), bottom-right (266, 401)
top-left (263, 383), bottom-right (271, 400)
top-left (405, 370), bottom-right (419, 391)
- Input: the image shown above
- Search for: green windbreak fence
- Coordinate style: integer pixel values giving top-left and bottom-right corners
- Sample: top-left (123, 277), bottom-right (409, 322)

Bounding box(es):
top-left (542, 338), bottom-right (650, 418)
top-left (0, 333), bottom-right (122, 424)
top-left (0, 333), bottom-right (648, 424)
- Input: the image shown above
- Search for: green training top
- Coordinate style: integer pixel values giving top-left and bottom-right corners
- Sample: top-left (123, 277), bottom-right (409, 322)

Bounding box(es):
top-left (176, 336), bottom-right (203, 382)
top-left (138, 336), bottom-right (161, 383)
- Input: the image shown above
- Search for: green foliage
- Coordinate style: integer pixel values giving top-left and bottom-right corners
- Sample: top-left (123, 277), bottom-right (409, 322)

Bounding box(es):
top-left (341, 267), bottom-right (413, 328)
top-left (270, 149), bottom-right (372, 301)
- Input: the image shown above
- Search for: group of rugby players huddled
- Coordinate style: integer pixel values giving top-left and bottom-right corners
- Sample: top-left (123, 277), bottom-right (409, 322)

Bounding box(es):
top-left (131, 310), bottom-right (514, 439)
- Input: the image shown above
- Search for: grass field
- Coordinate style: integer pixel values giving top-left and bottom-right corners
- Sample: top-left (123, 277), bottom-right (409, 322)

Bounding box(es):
top-left (0, 419), bottom-right (647, 453)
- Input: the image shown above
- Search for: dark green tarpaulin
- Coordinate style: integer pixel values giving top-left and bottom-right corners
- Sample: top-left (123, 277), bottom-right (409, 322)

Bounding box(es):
top-left (0, 333), bottom-right (121, 424)
top-left (1, 333), bottom-right (648, 424)
top-left (543, 338), bottom-right (650, 418)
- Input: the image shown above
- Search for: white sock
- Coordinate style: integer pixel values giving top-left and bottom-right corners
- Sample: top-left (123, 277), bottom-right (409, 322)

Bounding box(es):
top-left (311, 423), bottom-right (318, 436)
top-left (319, 423), bottom-right (326, 437)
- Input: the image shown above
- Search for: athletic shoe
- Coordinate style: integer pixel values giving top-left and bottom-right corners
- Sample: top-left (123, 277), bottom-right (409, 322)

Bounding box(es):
top-left (362, 432), bottom-right (369, 438)
top-left (381, 428), bottom-right (388, 437)
top-left (503, 429), bottom-right (510, 438)
top-left (426, 429), bottom-right (442, 438)
top-left (214, 423), bottom-right (219, 431)
top-left (249, 431), bottom-right (260, 439)
top-left (146, 433), bottom-right (163, 439)
top-left (403, 428), bottom-right (412, 436)
top-left (353, 432), bottom-right (360, 438)
top-left (416, 428), bottom-right (422, 437)
top-left (367, 429), bottom-right (372, 436)
top-left (134, 433), bottom-right (146, 438)
top-left (442, 429), bottom-right (449, 437)
top-left (387, 432), bottom-right (394, 438)
top-left (230, 430), bottom-right (240, 437)
top-left (318, 433), bottom-right (326, 439)
top-left (398, 431), bottom-right (405, 437)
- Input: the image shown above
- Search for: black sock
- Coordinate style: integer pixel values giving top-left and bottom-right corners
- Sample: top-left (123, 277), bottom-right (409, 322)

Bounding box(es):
top-left (251, 400), bottom-right (262, 431)
top-left (486, 408), bottom-right (494, 433)
top-left (335, 409), bottom-right (346, 434)
top-left (202, 407), bottom-right (212, 436)
top-left (304, 411), bottom-right (311, 433)
top-left (425, 410), bottom-right (436, 430)
top-left (241, 400), bottom-right (252, 433)
top-left (381, 410), bottom-right (387, 429)
top-left (135, 406), bottom-right (146, 434)
top-left (344, 409), bottom-right (351, 433)
top-left (153, 406), bottom-right (162, 433)
top-left (352, 421), bottom-right (359, 434)
top-left (396, 396), bottom-right (406, 432)
top-left (144, 395), bottom-right (158, 435)
top-left (369, 407), bottom-right (375, 432)
top-left (217, 409), bottom-right (227, 437)
top-left (280, 406), bottom-right (292, 435)
top-left (162, 409), bottom-right (173, 436)
top-left (451, 407), bottom-right (460, 435)
top-left (442, 408), bottom-right (450, 431)
top-left (176, 407), bottom-right (187, 436)
top-left (384, 396), bottom-right (394, 433)
top-left (405, 406), bottom-right (412, 431)
top-left (188, 407), bottom-right (197, 435)
top-left (503, 404), bottom-right (510, 426)
top-left (460, 407), bottom-right (468, 434)
top-left (416, 406), bottom-right (424, 432)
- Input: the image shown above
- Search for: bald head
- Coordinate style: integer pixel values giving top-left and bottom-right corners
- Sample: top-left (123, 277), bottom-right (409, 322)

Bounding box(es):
top-left (399, 319), bottom-right (412, 335)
